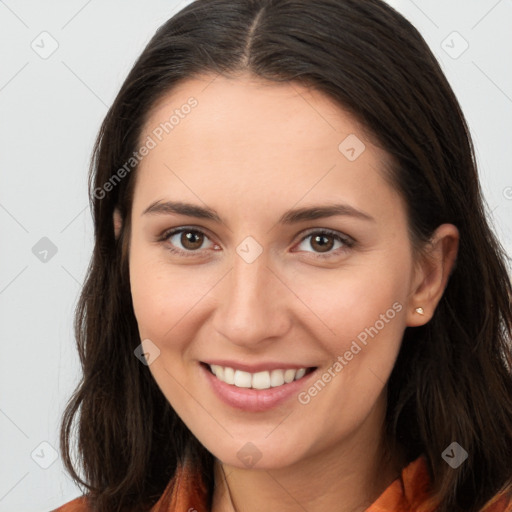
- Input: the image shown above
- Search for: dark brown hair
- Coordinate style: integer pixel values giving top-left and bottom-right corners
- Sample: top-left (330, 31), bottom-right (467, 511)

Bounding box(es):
top-left (60, 0), bottom-right (512, 510)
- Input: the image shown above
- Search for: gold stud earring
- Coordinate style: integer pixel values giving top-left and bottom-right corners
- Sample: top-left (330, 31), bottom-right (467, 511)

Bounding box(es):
top-left (415, 307), bottom-right (424, 315)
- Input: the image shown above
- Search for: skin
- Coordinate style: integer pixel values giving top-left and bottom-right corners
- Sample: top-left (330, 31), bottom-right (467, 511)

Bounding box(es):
top-left (114, 72), bottom-right (459, 512)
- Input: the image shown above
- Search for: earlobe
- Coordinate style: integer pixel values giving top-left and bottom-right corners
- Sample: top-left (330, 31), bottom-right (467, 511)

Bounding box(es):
top-left (113, 208), bottom-right (123, 239)
top-left (406, 223), bottom-right (459, 327)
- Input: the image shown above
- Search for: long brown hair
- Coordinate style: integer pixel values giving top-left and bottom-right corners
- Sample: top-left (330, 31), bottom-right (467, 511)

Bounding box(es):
top-left (60, 0), bottom-right (512, 510)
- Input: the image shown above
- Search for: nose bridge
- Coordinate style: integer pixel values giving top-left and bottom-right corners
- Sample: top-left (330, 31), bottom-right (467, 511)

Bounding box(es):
top-left (231, 253), bottom-right (269, 308)
top-left (212, 248), bottom-right (290, 346)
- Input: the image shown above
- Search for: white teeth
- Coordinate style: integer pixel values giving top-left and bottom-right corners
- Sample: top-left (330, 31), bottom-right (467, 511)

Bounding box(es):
top-left (223, 366), bottom-right (235, 384)
top-left (252, 371), bottom-right (271, 390)
top-left (270, 369), bottom-right (285, 387)
top-left (208, 364), bottom-right (311, 389)
top-left (284, 369), bottom-right (296, 383)
top-left (295, 368), bottom-right (306, 380)
top-left (211, 365), bottom-right (224, 379)
top-left (234, 370), bottom-right (252, 388)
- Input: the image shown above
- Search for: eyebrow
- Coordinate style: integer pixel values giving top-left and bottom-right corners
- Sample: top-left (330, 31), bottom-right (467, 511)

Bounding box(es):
top-left (141, 200), bottom-right (375, 223)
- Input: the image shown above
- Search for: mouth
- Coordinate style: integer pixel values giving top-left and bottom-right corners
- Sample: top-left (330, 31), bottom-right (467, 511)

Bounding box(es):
top-left (200, 362), bottom-right (317, 390)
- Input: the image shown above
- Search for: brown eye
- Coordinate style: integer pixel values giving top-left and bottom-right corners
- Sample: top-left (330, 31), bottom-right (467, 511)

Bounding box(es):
top-left (295, 230), bottom-right (354, 257)
top-left (162, 228), bottom-right (216, 255)
top-left (310, 234), bottom-right (335, 253)
top-left (180, 231), bottom-right (204, 250)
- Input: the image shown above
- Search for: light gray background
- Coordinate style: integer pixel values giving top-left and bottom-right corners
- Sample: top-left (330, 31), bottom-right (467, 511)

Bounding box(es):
top-left (1, 1), bottom-right (511, 510)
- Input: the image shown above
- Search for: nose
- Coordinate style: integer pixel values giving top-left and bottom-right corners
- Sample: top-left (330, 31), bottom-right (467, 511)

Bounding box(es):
top-left (211, 251), bottom-right (292, 349)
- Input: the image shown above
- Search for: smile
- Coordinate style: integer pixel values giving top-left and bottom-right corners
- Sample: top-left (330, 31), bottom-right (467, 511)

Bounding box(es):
top-left (200, 362), bottom-right (319, 412)
top-left (205, 363), bottom-right (316, 389)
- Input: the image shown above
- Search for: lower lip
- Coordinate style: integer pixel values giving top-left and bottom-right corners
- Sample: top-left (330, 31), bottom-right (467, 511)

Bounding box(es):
top-left (200, 363), bottom-right (318, 412)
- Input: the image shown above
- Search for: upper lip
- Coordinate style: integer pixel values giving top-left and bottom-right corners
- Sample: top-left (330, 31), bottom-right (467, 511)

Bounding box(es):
top-left (202, 360), bottom-right (317, 373)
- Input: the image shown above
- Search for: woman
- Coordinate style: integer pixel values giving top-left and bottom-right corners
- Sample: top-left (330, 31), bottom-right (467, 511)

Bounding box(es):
top-left (54, 0), bottom-right (512, 511)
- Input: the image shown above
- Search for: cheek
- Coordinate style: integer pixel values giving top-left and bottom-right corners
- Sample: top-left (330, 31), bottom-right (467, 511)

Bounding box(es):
top-left (291, 260), bottom-right (409, 344)
top-left (285, 252), bottom-right (411, 406)
top-left (129, 237), bottom-right (177, 340)
top-left (290, 264), bottom-right (408, 440)
top-left (128, 241), bottom-right (218, 350)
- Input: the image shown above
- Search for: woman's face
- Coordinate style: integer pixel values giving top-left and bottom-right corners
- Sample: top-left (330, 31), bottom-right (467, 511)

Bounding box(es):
top-left (126, 73), bottom-right (424, 470)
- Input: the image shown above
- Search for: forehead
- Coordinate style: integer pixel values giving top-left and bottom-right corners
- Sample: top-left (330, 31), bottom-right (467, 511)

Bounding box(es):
top-left (141, 72), bottom-right (371, 155)
top-left (133, 73), bottom-right (400, 221)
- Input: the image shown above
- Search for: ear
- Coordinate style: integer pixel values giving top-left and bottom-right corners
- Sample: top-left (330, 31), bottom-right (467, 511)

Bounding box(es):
top-left (113, 207), bottom-right (123, 239)
top-left (406, 223), bottom-right (459, 327)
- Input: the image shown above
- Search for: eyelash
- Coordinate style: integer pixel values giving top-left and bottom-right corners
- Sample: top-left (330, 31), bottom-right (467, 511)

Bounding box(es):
top-left (158, 226), bottom-right (355, 260)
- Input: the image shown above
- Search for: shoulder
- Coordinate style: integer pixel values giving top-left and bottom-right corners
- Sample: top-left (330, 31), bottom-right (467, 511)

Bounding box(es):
top-left (51, 496), bottom-right (90, 512)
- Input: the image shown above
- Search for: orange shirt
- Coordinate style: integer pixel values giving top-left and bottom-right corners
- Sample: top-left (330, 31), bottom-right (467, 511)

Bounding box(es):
top-left (53, 455), bottom-right (511, 512)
